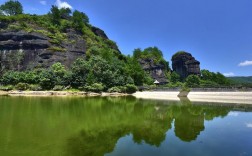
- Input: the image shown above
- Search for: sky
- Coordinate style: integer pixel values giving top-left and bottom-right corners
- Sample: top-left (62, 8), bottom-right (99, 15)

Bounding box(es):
top-left (1, 0), bottom-right (252, 76)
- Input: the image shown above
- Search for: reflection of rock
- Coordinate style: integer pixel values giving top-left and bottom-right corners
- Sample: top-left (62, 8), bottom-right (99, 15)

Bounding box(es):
top-left (172, 52), bottom-right (200, 79)
top-left (174, 106), bottom-right (205, 142)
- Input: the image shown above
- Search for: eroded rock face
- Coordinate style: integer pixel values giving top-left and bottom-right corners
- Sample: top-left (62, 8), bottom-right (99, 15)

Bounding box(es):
top-left (139, 58), bottom-right (168, 84)
top-left (0, 30), bottom-right (86, 73)
top-left (172, 52), bottom-right (200, 79)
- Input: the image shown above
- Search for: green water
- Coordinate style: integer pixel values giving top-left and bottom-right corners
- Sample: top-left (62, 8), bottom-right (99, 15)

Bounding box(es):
top-left (0, 96), bottom-right (251, 156)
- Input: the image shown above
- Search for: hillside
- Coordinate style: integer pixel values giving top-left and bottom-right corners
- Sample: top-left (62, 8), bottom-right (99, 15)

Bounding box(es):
top-left (228, 76), bottom-right (252, 84)
top-left (0, 2), bottom-right (172, 91)
top-left (0, 12), bottom-right (122, 72)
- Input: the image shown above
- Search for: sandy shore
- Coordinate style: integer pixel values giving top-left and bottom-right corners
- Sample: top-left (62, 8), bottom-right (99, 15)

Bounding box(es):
top-left (2, 90), bottom-right (252, 104)
top-left (133, 91), bottom-right (252, 104)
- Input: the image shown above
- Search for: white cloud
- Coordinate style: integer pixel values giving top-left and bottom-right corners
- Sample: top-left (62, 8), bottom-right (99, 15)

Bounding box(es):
top-left (228, 112), bottom-right (239, 117)
top-left (238, 60), bottom-right (252, 67)
top-left (40, 1), bottom-right (47, 5)
top-left (246, 123), bottom-right (252, 128)
top-left (223, 72), bottom-right (235, 77)
top-left (55, 0), bottom-right (72, 9)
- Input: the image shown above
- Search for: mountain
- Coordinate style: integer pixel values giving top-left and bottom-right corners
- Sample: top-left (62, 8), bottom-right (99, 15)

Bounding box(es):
top-left (228, 76), bottom-right (252, 84)
top-left (0, 13), bottom-right (121, 73)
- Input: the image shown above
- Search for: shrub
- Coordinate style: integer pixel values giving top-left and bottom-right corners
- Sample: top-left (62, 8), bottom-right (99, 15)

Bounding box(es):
top-left (28, 84), bottom-right (42, 91)
top-left (108, 86), bottom-right (122, 93)
top-left (0, 85), bottom-right (14, 91)
top-left (125, 84), bottom-right (138, 94)
top-left (84, 83), bottom-right (104, 93)
top-left (53, 85), bottom-right (64, 91)
top-left (15, 83), bottom-right (29, 90)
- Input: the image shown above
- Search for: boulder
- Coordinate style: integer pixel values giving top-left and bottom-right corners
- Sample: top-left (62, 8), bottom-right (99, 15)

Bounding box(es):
top-left (172, 52), bottom-right (200, 79)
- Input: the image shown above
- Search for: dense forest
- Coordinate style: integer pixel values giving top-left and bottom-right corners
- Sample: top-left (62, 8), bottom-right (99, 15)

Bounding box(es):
top-left (0, 0), bottom-right (250, 93)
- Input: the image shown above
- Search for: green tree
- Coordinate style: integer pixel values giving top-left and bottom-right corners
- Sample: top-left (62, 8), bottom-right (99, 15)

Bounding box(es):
top-left (71, 58), bottom-right (90, 88)
top-left (133, 48), bottom-right (142, 59)
top-left (72, 10), bottom-right (89, 31)
top-left (59, 7), bottom-right (71, 19)
top-left (0, 0), bottom-right (23, 15)
top-left (49, 5), bottom-right (61, 25)
top-left (126, 57), bottom-right (145, 86)
top-left (51, 62), bottom-right (68, 85)
top-left (39, 69), bottom-right (55, 90)
top-left (171, 72), bottom-right (180, 83)
top-left (185, 75), bottom-right (200, 87)
top-left (201, 69), bottom-right (213, 80)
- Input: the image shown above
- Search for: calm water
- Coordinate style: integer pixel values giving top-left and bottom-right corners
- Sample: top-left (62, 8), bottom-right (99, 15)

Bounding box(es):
top-left (0, 96), bottom-right (252, 156)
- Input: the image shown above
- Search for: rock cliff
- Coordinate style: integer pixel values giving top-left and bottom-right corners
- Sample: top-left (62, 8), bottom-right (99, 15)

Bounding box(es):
top-left (0, 24), bottom-right (120, 74)
top-left (139, 58), bottom-right (168, 84)
top-left (0, 30), bottom-right (86, 73)
top-left (172, 52), bottom-right (200, 79)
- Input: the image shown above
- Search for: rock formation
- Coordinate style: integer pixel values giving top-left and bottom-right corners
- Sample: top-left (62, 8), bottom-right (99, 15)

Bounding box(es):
top-left (0, 27), bottom-right (120, 74)
top-left (139, 58), bottom-right (168, 84)
top-left (0, 30), bottom-right (86, 73)
top-left (172, 52), bottom-right (200, 79)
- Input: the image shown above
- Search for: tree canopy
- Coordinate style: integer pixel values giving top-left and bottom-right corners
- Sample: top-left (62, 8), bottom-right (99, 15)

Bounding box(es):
top-left (0, 0), bottom-right (23, 15)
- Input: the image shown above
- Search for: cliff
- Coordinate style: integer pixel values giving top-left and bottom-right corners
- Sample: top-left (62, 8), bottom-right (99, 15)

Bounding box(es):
top-left (172, 52), bottom-right (200, 79)
top-left (0, 15), bottom-right (120, 74)
top-left (139, 58), bottom-right (168, 84)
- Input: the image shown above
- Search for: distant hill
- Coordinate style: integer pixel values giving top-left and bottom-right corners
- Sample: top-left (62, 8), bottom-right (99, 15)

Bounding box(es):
top-left (228, 76), bottom-right (252, 84)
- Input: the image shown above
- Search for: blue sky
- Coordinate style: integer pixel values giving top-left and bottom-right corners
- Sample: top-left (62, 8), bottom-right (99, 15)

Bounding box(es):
top-left (1, 0), bottom-right (252, 76)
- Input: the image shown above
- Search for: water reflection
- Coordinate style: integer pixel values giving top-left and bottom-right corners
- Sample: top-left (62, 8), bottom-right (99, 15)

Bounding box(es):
top-left (0, 96), bottom-right (251, 156)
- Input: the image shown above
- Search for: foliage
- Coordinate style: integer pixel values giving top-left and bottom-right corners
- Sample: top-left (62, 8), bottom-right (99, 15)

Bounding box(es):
top-left (53, 85), bottom-right (64, 91)
top-left (84, 83), bottom-right (104, 93)
top-left (15, 82), bottom-right (29, 90)
top-left (49, 5), bottom-right (61, 25)
top-left (125, 57), bottom-right (146, 86)
top-left (0, 0), bottom-right (23, 15)
top-left (132, 47), bottom-right (170, 71)
top-left (0, 85), bottom-right (14, 91)
top-left (170, 72), bottom-right (180, 83)
top-left (108, 86), bottom-right (122, 93)
top-left (28, 84), bottom-right (42, 91)
top-left (171, 51), bottom-right (187, 60)
top-left (180, 85), bottom-right (191, 92)
top-left (47, 46), bottom-right (67, 52)
top-left (125, 84), bottom-right (138, 94)
top-left (72, 10), bottom-right (89, 31)
top-left (185, 75), bottom-right (200, 87)
top-left (200, 69), bottom-right (231, 87)
top-left (38, 69), bottom-right (55, 90)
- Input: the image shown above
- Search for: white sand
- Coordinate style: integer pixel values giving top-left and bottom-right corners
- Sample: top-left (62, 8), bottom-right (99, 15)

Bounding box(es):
top-left (133, 91), bottom-right (252, 104)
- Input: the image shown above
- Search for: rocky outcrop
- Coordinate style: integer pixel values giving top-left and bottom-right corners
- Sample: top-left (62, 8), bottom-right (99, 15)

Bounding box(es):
top-left (0, 30), bottom-right (86, 73)
top-left (91, 26), bottom-right (108, 39)
top-left (139, 58), bottom-right (168, 84)
top-left (172, 52), bottom-right (200, 79)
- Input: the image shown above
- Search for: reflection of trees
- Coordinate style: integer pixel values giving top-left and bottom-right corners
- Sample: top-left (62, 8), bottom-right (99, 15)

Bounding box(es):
top-left (0, 96), bottom-right (239, 156)
top-left (64, 98), bottom-right (234, 155)
top-left (66, 128), bottom-right (129, 156)
top-left (65, 98), bottom-right (174, 155)
top-left (174, 105), bottom-right (205, 142)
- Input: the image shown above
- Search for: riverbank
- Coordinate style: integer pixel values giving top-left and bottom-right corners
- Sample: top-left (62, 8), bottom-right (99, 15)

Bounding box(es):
top-left (133, 91), bottom-right (252, 104)
top-left (0, 90), bottom-right (129, 97)
top-left (1, 90), bottom-right (252, 105)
